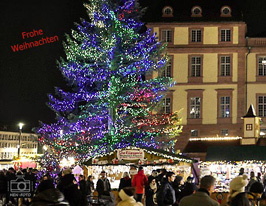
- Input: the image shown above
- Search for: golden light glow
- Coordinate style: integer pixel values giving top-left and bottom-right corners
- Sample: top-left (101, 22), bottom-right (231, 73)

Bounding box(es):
top-left (189, 136), bottom-right (242, 141)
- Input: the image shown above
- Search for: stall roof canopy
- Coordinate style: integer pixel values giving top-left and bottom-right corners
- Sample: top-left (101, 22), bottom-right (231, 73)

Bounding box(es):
top-left (140, 147), bottom-right (196, 162)
top-left (206, 145), bottom-right (266, 161)
top-left (84, 147), bottom-right (196, 166)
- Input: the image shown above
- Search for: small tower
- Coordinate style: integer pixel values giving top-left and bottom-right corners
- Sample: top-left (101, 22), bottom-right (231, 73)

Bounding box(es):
top-left (241, 104), bottom-right (261, 145)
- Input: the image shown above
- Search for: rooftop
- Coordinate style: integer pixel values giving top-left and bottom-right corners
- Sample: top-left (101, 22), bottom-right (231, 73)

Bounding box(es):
top-left (141, 0), bottom-right (243, 23)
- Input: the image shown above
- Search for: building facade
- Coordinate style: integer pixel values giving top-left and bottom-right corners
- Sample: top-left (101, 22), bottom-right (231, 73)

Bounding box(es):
top-left (0, 131), bottom-right (38, 160)
top-left (145, 1), bottom-right (266, 152)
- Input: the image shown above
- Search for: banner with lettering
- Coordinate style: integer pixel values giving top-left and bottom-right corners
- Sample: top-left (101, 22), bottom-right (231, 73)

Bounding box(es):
top-left (117, 149), bottom-right (145, 160)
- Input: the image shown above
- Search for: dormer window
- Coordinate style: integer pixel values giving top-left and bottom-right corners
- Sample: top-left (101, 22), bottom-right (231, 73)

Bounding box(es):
top-left (221, 6), bottom-right (232, 17)
top-left (162, 6), bottom-right (173, 17)
top-left (191, 6), bottom-right (202, 17)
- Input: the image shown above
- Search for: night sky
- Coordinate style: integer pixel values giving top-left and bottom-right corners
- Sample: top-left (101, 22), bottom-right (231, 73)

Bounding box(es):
top-left (0, 0), bottom-right (266, 133)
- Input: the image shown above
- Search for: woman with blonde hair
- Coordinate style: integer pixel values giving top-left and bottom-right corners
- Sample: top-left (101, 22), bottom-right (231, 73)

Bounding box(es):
top-left (119, 172), bottom-right (132, 191)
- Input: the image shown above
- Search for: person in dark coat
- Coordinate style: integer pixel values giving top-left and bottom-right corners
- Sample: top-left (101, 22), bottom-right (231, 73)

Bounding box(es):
top-left (86, 175), bottom-right (94, 203)
top-left (36, 178), bottom-right (53, 195)
top-left (145, 176), bottom-right (158, 206)
top-left (157, 171), bottom-right (176, 206)
top-left (179, 176), bottom-right (197, 202)
top-left (96, 171), bottom-right (111, 197)
top-left (30, 179), bottom-right (69, 206)
top-left (0, 171), bottom-right (7, 200)
top-left (148, 170), bottom-right (158, 183)
top-left (179, 175), bottom-right (219, 206)
top-left (257, 172), bottom-right (262, 183)
top-left (79, 175), bottom-right (87, 196)
top-left (229, 193), bottom-right (250, 206)
top-left (157, 169), bottom-right (167, 186)
top-left (246, 171), bottom-right (256, 192)
top-left (86, 175), bottom-right (94, 196)
top-left (78, 174), bottom-right (88, 204)
top-left (247, 181), bottom-right (264, 206)
top-left (57, 169), bottom-right (87, 206)
top-left (119, 172), bottom-right (132, 191)
top-left (172, 175), bottom-right (184, 205)
top-left (6, 168), bottom-right (16, 205)
top-left (239, 168), bottom-right (245, 176)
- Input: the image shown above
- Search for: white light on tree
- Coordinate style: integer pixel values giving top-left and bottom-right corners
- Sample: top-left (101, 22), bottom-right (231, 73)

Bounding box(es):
top-left (43, 145), bottom-right (48, 151)
top-left (60, 157), bottom-right (75, 167)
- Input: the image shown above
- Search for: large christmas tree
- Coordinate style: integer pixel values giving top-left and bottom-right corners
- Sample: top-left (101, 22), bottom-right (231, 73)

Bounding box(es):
top-left (37, 0), bottom-right (181, 159)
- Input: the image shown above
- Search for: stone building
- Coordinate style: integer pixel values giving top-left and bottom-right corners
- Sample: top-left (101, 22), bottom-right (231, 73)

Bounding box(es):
top-left (0, 131), bottom-right (38, 160)
top-left (143, 0), bottom-right (266, 153)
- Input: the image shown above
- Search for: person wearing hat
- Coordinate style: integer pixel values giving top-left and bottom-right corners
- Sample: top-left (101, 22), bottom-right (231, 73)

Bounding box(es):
top-left (179, 175), bottom-right (219, 206)
top-left (247, 181), bottom-right (264, 206)
top-left (228, 175), bottom-right (249, 206)
top-left (117, 187), bottom-right (143, 206)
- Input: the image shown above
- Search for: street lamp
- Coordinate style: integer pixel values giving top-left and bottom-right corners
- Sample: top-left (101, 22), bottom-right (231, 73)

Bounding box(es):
top-left (17, 123), bottom-right (24, 159)
top-left (43, 145), bottom-right (48, 151)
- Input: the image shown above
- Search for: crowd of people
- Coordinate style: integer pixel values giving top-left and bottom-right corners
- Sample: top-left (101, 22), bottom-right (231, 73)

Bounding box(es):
top-left (0, 167), bottom-right (265, 206)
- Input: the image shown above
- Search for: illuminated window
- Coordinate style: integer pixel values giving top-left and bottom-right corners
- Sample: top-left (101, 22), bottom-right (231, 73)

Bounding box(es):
top-left (260, 128), bottom-right (266, 137)
top-left (221, 129), bottom-right (229, 136)
top-left (246, 124), bottom-right (253, 131)
top-left (190, 97), bottom-right (201, 118)
top-left (258, 56), bottom-right (266, 76)
top-left (161, 56), bottom-right (172, 77)
top-left (191, 130), bottom-right (198, 137)
top-left (220, 96), bottom-right (230, 118)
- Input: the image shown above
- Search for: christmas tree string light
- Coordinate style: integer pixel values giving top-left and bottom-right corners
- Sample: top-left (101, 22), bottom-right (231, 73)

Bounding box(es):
top-left (37, 0), bottom-right (182, 160)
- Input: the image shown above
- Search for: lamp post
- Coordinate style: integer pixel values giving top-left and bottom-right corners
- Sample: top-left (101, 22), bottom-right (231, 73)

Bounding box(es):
top-left (17, 123), bottom-right (24, 159)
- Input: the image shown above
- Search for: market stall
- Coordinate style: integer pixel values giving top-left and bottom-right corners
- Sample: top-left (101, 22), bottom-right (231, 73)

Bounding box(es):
top-left (0, 160), bottom-right (14, 170)
top-left (84, 147), bottom-right (195, 189)
top-left (200, 145), bottom-right (266, 206)
top-left (12, 157), bottom-right (38, 170)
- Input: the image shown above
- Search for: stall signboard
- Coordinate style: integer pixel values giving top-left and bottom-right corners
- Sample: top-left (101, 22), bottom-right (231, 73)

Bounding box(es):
top-left (117, 149), bottom-right (145, 160)
top-left (7, 174), bottom-right (34, 198)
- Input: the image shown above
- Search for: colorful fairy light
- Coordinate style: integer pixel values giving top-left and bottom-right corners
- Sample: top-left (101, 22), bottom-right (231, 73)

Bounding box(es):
top-left (37, 0), bottom-right (181, 160)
